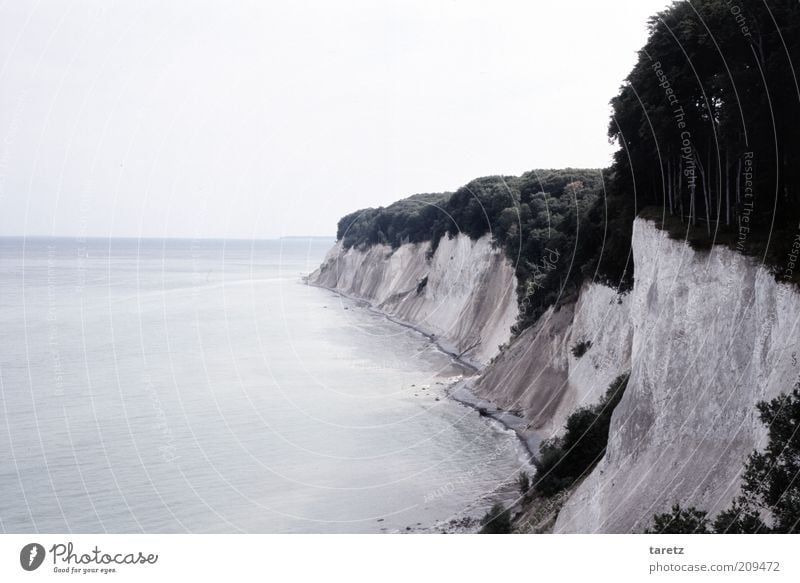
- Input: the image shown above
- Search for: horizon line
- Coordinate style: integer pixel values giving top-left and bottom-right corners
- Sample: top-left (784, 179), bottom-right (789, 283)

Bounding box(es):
top-left (0, 234), bottom-right (337, 241)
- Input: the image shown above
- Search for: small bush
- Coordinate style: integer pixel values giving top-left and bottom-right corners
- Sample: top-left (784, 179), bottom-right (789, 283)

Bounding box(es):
top-left (645, 504), bottom-right (711, 534)
top-left (517, 471), bottom-right (532, 500)
top-left (479, 503), bottom-right (512, 534)
top-left (416, 275), bottom-right (428, 295)
top-left (533, 372), bottom-right (630, 497)
top-left (571, 340), bottom-right (592, 358)
top-left (712, 500), bottom-right (769, 534)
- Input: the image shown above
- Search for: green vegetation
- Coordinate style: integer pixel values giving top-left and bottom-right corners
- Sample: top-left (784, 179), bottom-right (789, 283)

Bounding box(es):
top-left (479, 502), bottom-right (512, 534)
top-left (571, 340), bottom-right (592, 359)
top-left (336, 192), bottom-right (450, 250)
top-left (644, 504), bottom-right (711, 534)
top-left (517, 471), bottom-right (532, 502)
top-left (334, 1), bottom-right (800, 330)
top-left (533, 373), bottom-right (630, 497)
top-left (337, 169), bottom-right (616, 331)
top-left (415, 275), bottom-right (428, 295)
top-left (646, 384), bottom-right (800, 534)
top-left (605, 0), bottom-right (800, 279)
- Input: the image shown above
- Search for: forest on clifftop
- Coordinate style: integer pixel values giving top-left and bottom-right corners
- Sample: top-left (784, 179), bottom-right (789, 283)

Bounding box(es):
top-left (334, 0), bottom-right (800, 332)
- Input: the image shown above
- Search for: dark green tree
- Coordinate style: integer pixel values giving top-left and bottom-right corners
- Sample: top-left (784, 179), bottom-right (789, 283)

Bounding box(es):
top-left (724, 387), bottom-right (800, 533)
top-left (712, 498), bottom-right (769, 534)
top-left (479, 503), bottom-right (512, 534)
top-left (517, 471), bottom-right (532, 501)
top-left (604, 0), bottom-right (800, 270)
top-left (533, 373), bottom-right (630, 497)
top-left (648, 385), bottom-right (800, 533)
top-left (645, 504), bottom-right (711, 534)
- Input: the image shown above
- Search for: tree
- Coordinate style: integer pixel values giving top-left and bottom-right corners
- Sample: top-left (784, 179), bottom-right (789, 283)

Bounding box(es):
top-left (605, 0), bottom-right (800, 269)
top-left (533, 373), bottom-right (631, 497)
top-left (517, 471), bottom-right (532, 501)
top-left (645, 504), bottom-right (711, 534)
top-left (712, 498), bottom-right (769, 534)
top-left (479, 503), bottom-right (512, 534)
top-left (647, 384), bottom-right (800, 534)
top-left (725, 387), bottom-right (800, 533)
top-left (334, 169), bottom-right (608, 335)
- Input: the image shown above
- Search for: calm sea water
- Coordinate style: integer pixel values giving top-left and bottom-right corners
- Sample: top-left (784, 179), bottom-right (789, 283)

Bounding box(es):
top-left (0, 237), bottom-right (531, 533)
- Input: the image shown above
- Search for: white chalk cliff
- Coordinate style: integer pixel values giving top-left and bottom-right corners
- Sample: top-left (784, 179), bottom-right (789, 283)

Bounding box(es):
top-left (470, 282), bottom-right (632, 438)
top-left (311, 218), bottom-right (800, 532)
top-left (308, 233), bottom-right (519, 367)
top-left (555, 218), bottom-right (800, 532)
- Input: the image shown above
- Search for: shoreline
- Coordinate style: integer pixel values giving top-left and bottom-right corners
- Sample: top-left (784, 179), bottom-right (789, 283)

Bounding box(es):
top-left (305, 278), bottom-right (541, 463)
top-left (305, 277), bottom-right (542, 533)
top-left (447, 381), bottom-right (542, 463)
top-left (305, 279), bottom-right (480, 371)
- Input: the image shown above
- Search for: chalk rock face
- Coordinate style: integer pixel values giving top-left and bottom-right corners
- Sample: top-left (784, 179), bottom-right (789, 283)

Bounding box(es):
top-left (310, 217), bottom-right (800, 533)
top-left (308, 233), bottom-right (518, 367)
top-left (470, 282), bottom-right (632, 438)
top-left (555, 218), bottom-right (800, 533)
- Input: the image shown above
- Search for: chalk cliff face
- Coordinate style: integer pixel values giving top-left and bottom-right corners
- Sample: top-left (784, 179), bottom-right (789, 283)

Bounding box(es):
top-left (470, 282), bottom-right (632, 438)
top-left (308, 233), bottom-right (519, 367)
top-left (312, 218), bottom-right (800, 532)
top-left (555, 218), bottom-right (800, 532)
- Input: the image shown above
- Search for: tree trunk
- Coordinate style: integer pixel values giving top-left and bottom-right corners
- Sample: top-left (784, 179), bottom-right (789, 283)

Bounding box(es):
top-left (695, 151), bottom-right (710, 234)
top-left (678, 156), bottom-right (684, 222)
top-left (725, 151), bottom-right (731, 227)
top-left (705, 153), bottom-right (711, 235)
top-left (667, 158), bottom-right (673, 215)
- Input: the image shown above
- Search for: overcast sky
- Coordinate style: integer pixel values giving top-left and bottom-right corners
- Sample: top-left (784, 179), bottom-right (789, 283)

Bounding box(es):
top-left (0, 0), bottom-right (670, 239)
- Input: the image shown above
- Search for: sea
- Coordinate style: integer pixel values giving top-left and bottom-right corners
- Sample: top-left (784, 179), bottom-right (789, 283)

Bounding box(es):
top-left (0, 237), bottom-right (532, 533)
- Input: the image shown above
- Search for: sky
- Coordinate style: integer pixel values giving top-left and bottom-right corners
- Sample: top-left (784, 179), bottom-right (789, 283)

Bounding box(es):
top-left (0, 0), bottom-right (671, 239)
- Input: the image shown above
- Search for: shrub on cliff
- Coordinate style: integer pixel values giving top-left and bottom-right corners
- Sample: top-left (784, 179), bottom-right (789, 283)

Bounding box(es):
top-left (517, 471), bottom-right (532, 501)
top-left (712, 500), bottom-right (769, 534)
top-left (732, 387), bottom-right (800, 533)
top-left (533, 373), bottom-right (630, 497)
top-left (571, 340), bottom-right (592, 358)
top-left (479, 503), bottom-right (512, 534)
top-left (647, 384), bottom-right (800, 534)
top-left (644, 504), bottom-right (711, 534)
